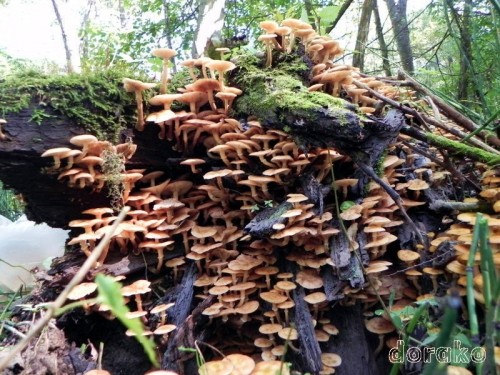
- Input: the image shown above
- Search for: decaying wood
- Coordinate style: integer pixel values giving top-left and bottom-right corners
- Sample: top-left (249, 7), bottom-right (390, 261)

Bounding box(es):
top-left (292, 286), bottom-right (322, 374)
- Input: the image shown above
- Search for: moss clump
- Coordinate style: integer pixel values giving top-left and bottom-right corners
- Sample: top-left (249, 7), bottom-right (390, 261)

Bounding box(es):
top-left (233, 48), bottom-right (354, 127)
top-left (426, 132), bottom-right (500, 165)
top-left (0, 68), bottom-right (141, 141)
top-left (101, 146), bottom-right (125, 211)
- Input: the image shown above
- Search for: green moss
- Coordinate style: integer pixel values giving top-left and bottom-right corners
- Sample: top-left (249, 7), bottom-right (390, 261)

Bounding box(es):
top-left (0, 68), bottom-right (142, 141)
top-left (426, 132), bottom-right (500, 166)
top-left (233, 48), bottom-right (354, 128)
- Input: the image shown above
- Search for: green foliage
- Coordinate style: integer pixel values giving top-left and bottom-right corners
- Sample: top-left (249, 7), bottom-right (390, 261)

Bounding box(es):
top-left (412, 0), bottom-right (500, 120)
top-left (95, 274), bottom-right (158, 367)
top-left (0, 181), bottom-right (24, 221)
top-left (0, 68), bottom-right (140, 141)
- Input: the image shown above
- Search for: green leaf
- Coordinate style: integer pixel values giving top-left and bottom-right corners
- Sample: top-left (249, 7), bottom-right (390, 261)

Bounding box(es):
top-left (340, 201), bottom-right (355, 212)
top-left (390, 314), bottom-right (404, 331)
top-left (95, 274), bottom-right (158, 367)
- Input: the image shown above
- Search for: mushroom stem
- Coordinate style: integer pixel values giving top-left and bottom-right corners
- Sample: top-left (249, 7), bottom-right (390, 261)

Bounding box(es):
top-left (135, 91), bottom-right (145, 131)
top-left (160, 61), bottom-right (169, 94)
top-left (374, 334), bottom-right (385, 357)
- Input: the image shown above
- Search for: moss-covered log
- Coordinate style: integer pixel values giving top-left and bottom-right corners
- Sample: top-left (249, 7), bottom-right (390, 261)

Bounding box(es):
top-left (231, 52), bottom-right (405, 169)
top-left (0, 71), bottom-right (181, 226)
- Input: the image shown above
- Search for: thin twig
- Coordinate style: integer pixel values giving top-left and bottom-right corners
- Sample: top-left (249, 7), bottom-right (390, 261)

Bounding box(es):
top-left (0, 206), bottom-right (130, 371)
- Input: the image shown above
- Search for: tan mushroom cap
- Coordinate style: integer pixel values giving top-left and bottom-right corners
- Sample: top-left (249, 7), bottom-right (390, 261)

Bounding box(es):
top-left (321, 353), bottom-right (342, 368)
top-left (278, 326), bottom-right (298, 340)
top-left (365, 317), bottom-right (396, 334)
top-left (67, 282), bottom-right (97, 300)
top-left (397, 249), bottom-right (420, 263)
top-left (84, 370), bottom-right (112, 375)
top-left (121, 279), bottom-right (151, 296)
top-left (260, 291), bottom-right (288, 305)
top-left (296, 269), bottom-right (323, 289)
top-left (154, 324), bottom-right (177, 335)
top-left (198, 359), bottom-right (233, 375)
top-left (152, 48), bottom-right (177, 59)
top-left (304, 291), bottom-right (327, 304)
top-left (259, 323), bottom-right (283, 335)
top-left (254, 337), bottom-right (273, 349)
top-left (408, 179), bottom-right (430, 191)
top-left (123, 78), bottom-right (156, 92)
top-left (252, 360), bottom-right (290, 375)
top-left (225, 353), bottom-right (255, 375)
top-left (150, 302), bottom-right (175, 314)
top-left (259, 20), bottom-right (279, 33)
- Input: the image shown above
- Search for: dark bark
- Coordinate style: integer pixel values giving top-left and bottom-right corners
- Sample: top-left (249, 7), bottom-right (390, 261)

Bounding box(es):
top-left (0, 103), bottom-right (181, 228)
top-left (352, 0), bottom-right (374, 71)
top-left (372, 0), bottom-right (392, 76)
top-left (384, 0), bottom-right (415, 73)
top-left (328, 303), bottom-right (381, 375)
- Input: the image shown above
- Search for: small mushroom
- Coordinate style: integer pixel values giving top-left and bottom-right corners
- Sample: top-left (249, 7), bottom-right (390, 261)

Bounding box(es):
top-left (123, 78), bottom-right (157, 131)
top-left (152, 48), bottom-right (177, 94)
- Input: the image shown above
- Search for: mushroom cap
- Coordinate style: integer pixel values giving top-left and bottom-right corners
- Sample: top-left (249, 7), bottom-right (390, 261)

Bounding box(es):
top-left (304, 291), bottom-right (327, 304)
top-left (259, 20), bottom-right (279, 33)
top-left (123, 78), bottom-right (156, 92)
top-left (235, 300), bottom-right (260, 315)
top-left (397, 249), bottom-right (420, 263)
top-left (206, 60), bottom-right (236, 73)
top-left (365, 317), bottom-right (395, 334)
top-left (152, 48), bottom-right (177, 59)
top-left (70, 134), bottom-right (98, 147)
top-left (408, 178), bottom-right (430, 191)
top-left (321, 353), bottom-right (342, 368)
top-left (278, 327), bottom-right (298, 340)
top-left (154, 324), bottom-right (177, 335)
top-left (67, 282), bottom-right (97, 300)
top-left (252, 360), bottom-right (290, 375)
top-left (84, 370), bottom-right (112, 375)
top-left (260, 291), bottom-right (288, 304)
top-left (225, 354), bottom-right (255, 375)
top-left (191, 78), bottom-right (222, 92)
top-left (191, 225), bottom-right (218, 238)
top-left (41, 147), bottom-right (72, 158)
top-left (121, 279), bottom-right (151, 296)
top-left (149, 93), bottom-right (183, 107)
top-left (198, 360), bottom-right (233, 375)
top-left (259, 323), bottom-right (283, 335)
top-left (296, 269), bottom-right (323, 289)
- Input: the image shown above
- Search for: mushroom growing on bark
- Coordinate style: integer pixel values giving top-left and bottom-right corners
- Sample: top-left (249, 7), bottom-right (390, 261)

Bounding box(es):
top-left (123, 78), bottom-right (157, 131)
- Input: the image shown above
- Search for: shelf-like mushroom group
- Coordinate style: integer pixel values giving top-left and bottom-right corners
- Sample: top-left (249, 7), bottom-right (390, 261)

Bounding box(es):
top-left (40, 16), bottom-right (500, 373)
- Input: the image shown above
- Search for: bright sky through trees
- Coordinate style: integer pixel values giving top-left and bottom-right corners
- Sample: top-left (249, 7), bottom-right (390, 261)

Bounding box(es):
top-left (0, 0), bottom-right (430, 71)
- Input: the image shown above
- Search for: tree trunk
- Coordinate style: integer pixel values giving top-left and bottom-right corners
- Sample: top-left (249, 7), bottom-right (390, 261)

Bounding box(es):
top-left (352, 0), bottom-right (374, 71)
top-left (192, 0), bottom-right (226, 57)
top-left (372, 0), bottom-right (392, 76)
top-left (457, 0), bottom-right (472, 101)
top-left (384, 0), bottom-right (414, 74)
top-left (50, 0), bottom-right (74, 73)
top-left (325, 0), bottom-right (354, 34)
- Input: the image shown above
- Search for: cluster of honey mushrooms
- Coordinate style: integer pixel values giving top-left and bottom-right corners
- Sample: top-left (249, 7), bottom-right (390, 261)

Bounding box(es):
top-left (40, 17), bottom-right (499, 375)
